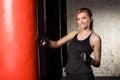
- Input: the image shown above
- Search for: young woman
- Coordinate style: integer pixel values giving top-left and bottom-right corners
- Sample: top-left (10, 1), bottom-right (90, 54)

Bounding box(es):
top-left (40, 8), bottom-right (101, 80)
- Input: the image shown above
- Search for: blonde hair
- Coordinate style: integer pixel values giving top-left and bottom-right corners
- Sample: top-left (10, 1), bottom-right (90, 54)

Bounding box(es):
top-left (75, 8), bottom-right (93, 30)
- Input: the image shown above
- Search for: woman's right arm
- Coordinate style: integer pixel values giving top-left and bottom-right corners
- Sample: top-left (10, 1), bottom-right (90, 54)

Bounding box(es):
top-left (47, 30), bottom-right (79, 48)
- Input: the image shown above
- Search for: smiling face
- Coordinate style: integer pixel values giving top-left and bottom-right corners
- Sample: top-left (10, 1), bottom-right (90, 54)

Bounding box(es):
top-left (75, 8), bottom-right (93, 30)
top-left (76, 12), bottom-right (91, 30)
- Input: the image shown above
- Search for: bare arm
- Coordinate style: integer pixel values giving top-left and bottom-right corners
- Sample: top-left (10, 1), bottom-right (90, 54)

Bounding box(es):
top-left (91, 33), bottom-right (102, 67)
top-left (47, 30), bottom-right (79, 48)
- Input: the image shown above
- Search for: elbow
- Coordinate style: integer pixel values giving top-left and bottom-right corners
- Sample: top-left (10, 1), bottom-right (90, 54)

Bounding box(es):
top-left (93, 60), bottom-right (101, 68)
top-left (48, 41), bottom-right (60, 49)
top-left (95, 63), bottom-right (100, 68)
top-left (48, 44), bottom-right (59, 49)
top-left (50, 46), bottom-right (59, 49)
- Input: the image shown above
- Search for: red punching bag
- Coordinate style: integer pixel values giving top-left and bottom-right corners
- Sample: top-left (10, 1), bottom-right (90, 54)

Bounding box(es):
top-left (0, 0), bottom-right (38, 80)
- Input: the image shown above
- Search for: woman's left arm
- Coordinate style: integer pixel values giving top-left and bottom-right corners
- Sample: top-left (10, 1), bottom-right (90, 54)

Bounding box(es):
top-left (92, 34), bottom-right (102, 67)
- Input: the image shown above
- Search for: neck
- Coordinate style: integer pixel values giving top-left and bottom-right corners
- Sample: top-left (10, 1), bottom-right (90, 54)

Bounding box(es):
top-left (81, 28), bottom-right (92, 33)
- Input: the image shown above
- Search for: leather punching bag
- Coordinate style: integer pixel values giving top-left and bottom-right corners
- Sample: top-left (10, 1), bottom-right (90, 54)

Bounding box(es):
top-left (0, 0), bottom-right (38, 80)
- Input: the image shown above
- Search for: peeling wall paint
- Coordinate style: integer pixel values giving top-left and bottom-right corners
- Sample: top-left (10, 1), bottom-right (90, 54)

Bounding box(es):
top-left (67, 0), bottom-right (120, 76)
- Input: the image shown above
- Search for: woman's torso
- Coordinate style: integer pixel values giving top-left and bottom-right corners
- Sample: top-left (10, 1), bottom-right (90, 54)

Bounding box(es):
top-left (65, 32), bottom-right (93, 74)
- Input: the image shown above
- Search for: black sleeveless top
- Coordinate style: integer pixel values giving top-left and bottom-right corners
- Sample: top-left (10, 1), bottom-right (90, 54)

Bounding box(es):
top-left (65, 32), bottom-right (93, 74)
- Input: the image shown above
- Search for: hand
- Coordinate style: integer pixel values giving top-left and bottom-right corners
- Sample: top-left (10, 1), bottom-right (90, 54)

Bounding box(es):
top-left (38, 37), bottom-right (49, 46)
top-left (80, 52), bottom-right (94, 66)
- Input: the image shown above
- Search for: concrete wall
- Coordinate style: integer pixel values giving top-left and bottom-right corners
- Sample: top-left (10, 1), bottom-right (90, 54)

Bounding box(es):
top-left (67, 0), bottom-right (120, 76)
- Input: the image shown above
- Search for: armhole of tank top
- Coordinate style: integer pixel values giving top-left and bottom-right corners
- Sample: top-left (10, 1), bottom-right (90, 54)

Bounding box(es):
top-left (73, 32), bottom-right (79, 39)
top-left (89, 32), bottom-right (94, 50)
top-left (69, 32), bottom-right (79, 43)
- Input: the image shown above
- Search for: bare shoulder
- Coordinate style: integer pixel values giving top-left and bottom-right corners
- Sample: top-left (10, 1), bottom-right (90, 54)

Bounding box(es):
top-left (67, 30), bottom-right (79, 38)
top-left (57, 30), bottom-right (79, 44)
top-left (91, 32), bottom-right (101, 43)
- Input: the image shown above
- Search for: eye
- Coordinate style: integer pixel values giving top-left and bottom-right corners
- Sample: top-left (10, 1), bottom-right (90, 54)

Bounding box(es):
top-left (76, 18), bottom-right (80, 21)
top-left (82, 17), bottom-right (87, 19)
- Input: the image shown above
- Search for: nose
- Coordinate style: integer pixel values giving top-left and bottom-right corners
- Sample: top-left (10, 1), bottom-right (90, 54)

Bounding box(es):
top-left (78, 19), bottom-right (83, 25)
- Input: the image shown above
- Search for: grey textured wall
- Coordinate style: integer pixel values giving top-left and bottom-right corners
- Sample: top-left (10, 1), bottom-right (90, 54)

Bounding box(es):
top-left (67, 0), bottom-right (120, 76)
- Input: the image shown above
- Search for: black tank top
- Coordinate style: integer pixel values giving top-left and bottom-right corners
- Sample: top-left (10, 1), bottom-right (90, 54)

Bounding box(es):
top-left (65, 32), bottom-right (93, 74)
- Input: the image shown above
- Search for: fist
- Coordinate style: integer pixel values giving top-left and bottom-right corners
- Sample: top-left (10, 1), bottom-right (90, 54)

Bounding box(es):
top-left (80, 52), bottom-right (94, 66)
top-left (39, 37), bottom-right (49, 46)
